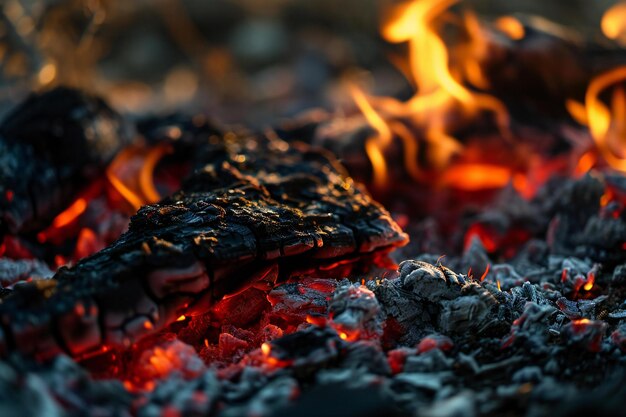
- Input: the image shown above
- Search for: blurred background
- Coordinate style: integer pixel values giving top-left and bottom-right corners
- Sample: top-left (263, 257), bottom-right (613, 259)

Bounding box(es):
top-left (0, 0), bottom-right (618, 127)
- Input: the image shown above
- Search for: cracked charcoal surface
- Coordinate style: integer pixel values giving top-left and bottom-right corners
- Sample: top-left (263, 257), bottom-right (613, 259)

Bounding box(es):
top-left (0, 87), bottom-right (133, 235)
top-left (0, 130), bottom-right (407, 360)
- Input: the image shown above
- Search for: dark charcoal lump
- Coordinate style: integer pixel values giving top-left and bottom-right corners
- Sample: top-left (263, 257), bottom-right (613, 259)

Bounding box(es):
top-left (0, 132), bottom-right (407, 360)
top-left (0, 87), bottom-right (133, 235)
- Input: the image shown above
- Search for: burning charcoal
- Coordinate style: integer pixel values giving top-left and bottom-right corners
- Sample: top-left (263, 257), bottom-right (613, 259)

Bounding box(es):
top-left (404, 349), bottom-right (453, 373)
top-left (545, 175), bottom-right (606, 259)
top-left (328, 283), bottom-right (382, 341)
top-left (561, 319), bottom-right (607, 353)
top-left (263, 326), bottom-right (346, 372)
top-left (0, 355), bottom-right (132, 417)
top-left (243, 377), bottom-right (299, 417)
top-left (438, 283), bottom-right (499, 335)
top-left (399, 261), bottom-right (466, 301)
top-left (0, 87), bottom-right (133, 235)
top-left (461, 237), bottom-right (491, 281)
top-left (501, 302), bottom-right (557, 352)
top-left (341, 341), bottom-right (390, 375)
top-left (416, 334), bottom-right (453, 354)
top-left (138, 371), bottom-right (220, 417)
top-left (556, 295), bottom-right (608, 320)
top-left (0, 134), bottom-right (407, 360)
top-left (0, 257), bottom-right (53, 288)
top-left (267, 278), bottom-right (338, 325)
top-left (610, 324), bottom-right (626, 352)
top-left (130, 339), bottom-right (205, 388)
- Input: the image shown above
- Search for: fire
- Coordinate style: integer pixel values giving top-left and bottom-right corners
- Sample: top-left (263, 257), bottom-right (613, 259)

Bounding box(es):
top-left (583, 272), bottom-right (595, 292)
top-left (52, 198), bottom-right (87, 228)
top-left (106, 143), bottom-right (172, 210)
top-left (440, 163), bottom-right (512, 191)
top-left (568, 66), bottom-right (626, 172)
top-left (350, 0), bottom-right (510, 188)
top-left (349, 85), bottom-right (393, 189)
top-left (602, 2), bottom-right (626, 47)
top-left (494, 16), bottom-right (525, 41)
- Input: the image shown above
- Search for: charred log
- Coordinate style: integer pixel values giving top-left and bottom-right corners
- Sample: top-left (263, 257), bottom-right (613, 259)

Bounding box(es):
top-left (0, 133), bottom-right (407, 360)
top-left (0, 87), bottom-right (133, 236)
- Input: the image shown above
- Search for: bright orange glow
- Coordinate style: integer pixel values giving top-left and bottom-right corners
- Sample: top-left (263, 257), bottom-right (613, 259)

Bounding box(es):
top-left (176, 315), bottom-right (186, 322)
top-left (349, 0), bottom-right (510, 188)
top-left (496, 280), bottom-right (501, 291)
top-left (575, 151), bottom-right (596, 176)
top-left (602, 2), bottom-right (626, 46)
top-left (441, 163), bottom-right (512, 190)
top-left (494, 16), bottom-right (525, 40)
top-left (480, 263), bottom-right (490, 282)
top-left (571, 66), bottom-right (626, 172)
top-left (583, 272), bottom-right (595, 291)
top-left (107, 144), bottom-right (171, 211)
top-left (74, 228), bottom-right (102, 259)
top-left (261, 342), bottom-right (271, 356)
top-left (51, 198), bottom-right (87, 228)
top-left (148, 346), bottom-right (182, 377)
top-left (339, 332), bottom-right (348, 340)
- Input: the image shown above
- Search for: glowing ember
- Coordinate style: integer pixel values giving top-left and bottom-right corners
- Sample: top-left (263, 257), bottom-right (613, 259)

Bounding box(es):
top-left (51, 198), bottom-right (87, 228)
top-left (602, 2), bottom-right (626, 47)
top-left (494, 16), bottom-right (526, 41)
top-left (440, 163), bottom-right (512, 191)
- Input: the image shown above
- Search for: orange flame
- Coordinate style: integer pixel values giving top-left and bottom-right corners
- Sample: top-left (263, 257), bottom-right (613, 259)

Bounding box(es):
top-left (51, 198), bottom-right (87, 228)
top-left (602, 2), bottom-right (626, 47)
top-left (350, 0), bottom-right (509, 187)
top-left (440, 163), bottom-right (512, 191)
top-left (494, 16), bottom-right (525, 40)
top-left (106, 143), bottom-right (172, 211)
top-left (568, 67), bottom-right (626, 172)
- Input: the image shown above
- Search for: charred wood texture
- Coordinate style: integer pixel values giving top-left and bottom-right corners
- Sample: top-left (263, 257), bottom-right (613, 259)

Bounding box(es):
top-left (0, 132), bottom-right (407, 360)
top-left (0, 87), bottom-right (132, 235)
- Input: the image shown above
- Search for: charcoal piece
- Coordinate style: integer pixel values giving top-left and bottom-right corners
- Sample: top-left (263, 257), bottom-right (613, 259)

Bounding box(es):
top-left (398, 261), bottom-right (467, 301)
top-left (0, 87), bottom-right (133, 235)
top-left (0, 134), bottom-right (407, 359)
top-left (328, 283), bottom-right (382, 340)
top-left (561, 319), bottom-right (607, 353)
top-left (138, 372), bottom-right (220, 417)
top-left (0, 257), bottom-right (53, 288)
top-left (266, 326), bottom-right (346, 370)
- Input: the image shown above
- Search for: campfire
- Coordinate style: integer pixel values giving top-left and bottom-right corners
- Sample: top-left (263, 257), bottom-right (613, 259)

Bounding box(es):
top-left (1, 0), bottom-right (626, 416)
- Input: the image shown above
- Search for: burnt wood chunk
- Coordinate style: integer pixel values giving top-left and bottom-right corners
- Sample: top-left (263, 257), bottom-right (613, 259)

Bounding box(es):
top-left (0, 133), bottom-right (407, 359)
top-left (0, 87), bottom-right (132, 235)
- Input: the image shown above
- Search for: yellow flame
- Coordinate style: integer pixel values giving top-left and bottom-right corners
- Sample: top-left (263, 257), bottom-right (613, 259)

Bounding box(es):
top-left (350, 0), bottom-right (509, 187)
top-left (349, 85), bottom-right (393, 189)
top-left (106, 144), bottom-right (172, 210)
top-left (569, 66), bottom-right (626, 172)
top-left (602, 2), bottom-right (626, 46)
